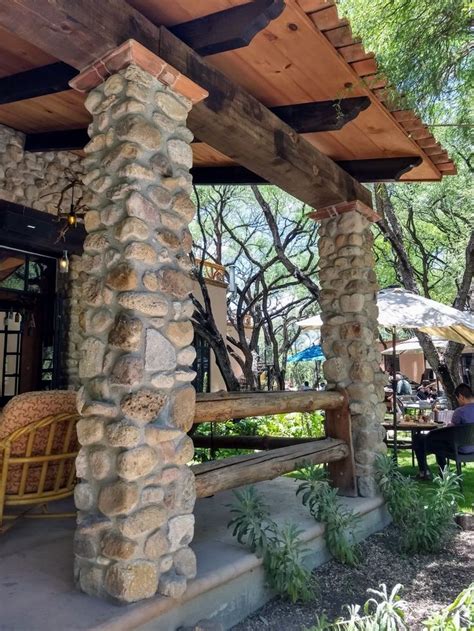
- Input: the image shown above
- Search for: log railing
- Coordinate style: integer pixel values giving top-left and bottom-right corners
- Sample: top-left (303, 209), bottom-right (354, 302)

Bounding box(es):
top-left (191, 389), bottom-right (356, 497)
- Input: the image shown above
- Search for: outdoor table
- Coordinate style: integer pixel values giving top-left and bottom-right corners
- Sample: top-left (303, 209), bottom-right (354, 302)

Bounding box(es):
top-left (382, 420), bottom-right (440, 465)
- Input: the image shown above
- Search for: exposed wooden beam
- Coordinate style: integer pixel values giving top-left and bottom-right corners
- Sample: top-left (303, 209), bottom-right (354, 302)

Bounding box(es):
top-left (0, 0), bottom-right (372, 208)
top-left (338, 157), bottom-right (423, 181)
top-left (24, 96), bottom-right (370, 151)
top-left (271, 97), bottom-right (370, 132)
top-left (191, 166), bottom-right (265, 185)
top-left (170, 0), bottom-right (285, 57)
top-left (0, 1), bottom-right (284, 107)
top-left (0, 62), bottom-right (76, 105)
top-left (0, 200), bottom-right (85, 255)
top-left (190, 157), bottom-right (423, 185)
top-left (24, 129), bottom-right (90, 152)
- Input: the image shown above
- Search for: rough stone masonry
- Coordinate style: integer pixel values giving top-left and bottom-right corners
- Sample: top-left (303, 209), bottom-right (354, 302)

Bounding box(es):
top-left (73, 63), bottom-right (201, 603)
top-left (316, 205), bottom-right (387, 497)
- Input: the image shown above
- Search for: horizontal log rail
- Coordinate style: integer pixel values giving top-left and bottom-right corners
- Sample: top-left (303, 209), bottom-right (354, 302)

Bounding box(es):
top-left (194, 390), bottom-right (345, 423)
top-left (193, 435), bottom-right (318, 450)
top-left (191, 438), bottom-right (349, 497)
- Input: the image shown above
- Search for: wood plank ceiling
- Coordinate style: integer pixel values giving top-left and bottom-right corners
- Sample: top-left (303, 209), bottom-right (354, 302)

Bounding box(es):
top-left (0, 1), bottom-right (455, 181)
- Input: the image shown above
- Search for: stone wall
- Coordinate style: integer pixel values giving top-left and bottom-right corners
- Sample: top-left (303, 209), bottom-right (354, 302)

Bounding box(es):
top-left (0, 123), bottom-right (84, 213)
top-left (73, 64), bottom-right (199, 603)
top-left (317, 207), bottom-right (386, 497)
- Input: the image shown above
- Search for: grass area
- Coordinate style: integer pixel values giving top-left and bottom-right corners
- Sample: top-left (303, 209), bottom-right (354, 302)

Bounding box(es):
top-left (394, 449), bottom-right (474, 513)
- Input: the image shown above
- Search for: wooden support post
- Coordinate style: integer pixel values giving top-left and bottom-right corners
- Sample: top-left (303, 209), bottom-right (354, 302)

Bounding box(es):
top-left (192, 438), bottom-right (349, 497)
top-left (324, 390), bottom-right (357, 496)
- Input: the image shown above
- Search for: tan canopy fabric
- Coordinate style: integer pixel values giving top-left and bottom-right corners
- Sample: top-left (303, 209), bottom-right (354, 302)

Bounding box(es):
top-left (298, 288), bottom-right (474, 345)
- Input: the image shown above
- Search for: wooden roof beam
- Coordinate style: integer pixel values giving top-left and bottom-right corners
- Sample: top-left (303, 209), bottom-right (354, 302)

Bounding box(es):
top-left (191, 158), bottom-right (423, 185)
top-left (24, 129), bottom-right (90, 152)
top-left (0, 1), bottom-right (285, 105)
top-left (0, 62), bottom-right (76, 105)
top-left (271, 96), bottom-right (370, 132)
top-left (0, 0), bottom-right (371, 208)
top-left (23, 97), bottom-right (371, 151)
top-left (170, 0), bottom-right (285, 57)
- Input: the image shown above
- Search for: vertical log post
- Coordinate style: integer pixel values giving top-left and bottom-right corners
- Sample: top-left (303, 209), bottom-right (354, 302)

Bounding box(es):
top-left (324, 389), bottom-right (356, 496)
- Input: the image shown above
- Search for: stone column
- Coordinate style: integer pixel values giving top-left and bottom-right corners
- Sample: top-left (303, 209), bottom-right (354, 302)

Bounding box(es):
top-left (311, 201), bottom-right (387, 497)
top-left (69, 41), bottom-right (207, 603)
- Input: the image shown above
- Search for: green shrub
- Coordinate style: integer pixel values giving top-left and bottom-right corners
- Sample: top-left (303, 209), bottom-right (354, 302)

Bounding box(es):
top-left (375, 455), bottom-right (462, 553)
top-left (308, 583), bottom-right (408, 631)
top-left (228, 486), bottom-right (313, 602)
top-left (296, 464), bottom-right (361, 566)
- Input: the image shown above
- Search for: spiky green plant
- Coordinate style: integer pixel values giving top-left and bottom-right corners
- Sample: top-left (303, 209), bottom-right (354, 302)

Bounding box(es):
top-left (228, 486), bottom-right (313, 602)
top-left (375, 455), bottom-right (462, 553)
top-left (423, 582), bottom-right (473, 630)
top-left (296, 464), bottom-right (361, 566)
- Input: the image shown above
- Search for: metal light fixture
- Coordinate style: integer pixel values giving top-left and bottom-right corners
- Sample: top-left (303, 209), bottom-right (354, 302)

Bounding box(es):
top-left (59, 250), bottom-right (69, 274)
top-left (67, 206), bottom-right (77, 227)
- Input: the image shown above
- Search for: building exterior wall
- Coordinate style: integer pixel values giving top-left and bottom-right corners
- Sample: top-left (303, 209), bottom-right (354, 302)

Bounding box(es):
top-left (0, 124), bottom-right (84, 214)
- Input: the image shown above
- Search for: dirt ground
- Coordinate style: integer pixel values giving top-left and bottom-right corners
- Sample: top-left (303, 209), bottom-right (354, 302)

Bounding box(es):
top-left (232, 525), bottom-right (474, 630)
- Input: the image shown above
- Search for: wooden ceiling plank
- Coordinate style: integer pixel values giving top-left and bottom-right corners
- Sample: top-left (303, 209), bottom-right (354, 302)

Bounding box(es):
top-left (337, 43), bottom-right (372, 63)
top-left (0, 0), bottom-right (371, 208)
top-left (310, 7), bottom-right (345, 31)
top-left (170, 0), bottom-right (285, 56)
top-left (324, 25), bottom-right (357, 48)
top-left (350, 58), bottom-right (378, 77)
top-left (297, 0), bottom-right (335, 13)
top-left (0, 62), bottom-right (76, 105)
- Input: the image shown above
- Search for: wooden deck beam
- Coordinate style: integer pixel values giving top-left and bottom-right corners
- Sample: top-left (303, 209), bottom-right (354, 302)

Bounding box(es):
top-left (0, 0), bottom-right (372, 208)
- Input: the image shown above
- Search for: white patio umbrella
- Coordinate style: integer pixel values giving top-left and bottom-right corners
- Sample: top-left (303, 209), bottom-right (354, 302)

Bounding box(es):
top-left (381, 337), bottom-right (474, 355)
top-left (298, 288), bottom-right (474, 459)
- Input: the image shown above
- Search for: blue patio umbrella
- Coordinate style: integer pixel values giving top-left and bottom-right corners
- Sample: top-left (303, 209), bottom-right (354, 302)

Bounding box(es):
top-left (287, 344), bottom-right (325, 363)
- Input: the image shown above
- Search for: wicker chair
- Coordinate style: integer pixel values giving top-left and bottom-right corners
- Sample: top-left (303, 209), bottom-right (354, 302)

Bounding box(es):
top-left (426, 424), bottom-right (474, 490)
top-left (0, 391), bottom-right (79, 532)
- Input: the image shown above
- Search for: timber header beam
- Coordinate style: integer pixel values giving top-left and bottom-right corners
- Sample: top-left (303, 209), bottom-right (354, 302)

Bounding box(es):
top-left (0, 0), bottom-right (372, 208)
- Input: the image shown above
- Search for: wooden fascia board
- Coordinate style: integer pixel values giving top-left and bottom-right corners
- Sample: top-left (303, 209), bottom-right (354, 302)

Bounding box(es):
top-left (0, 0), bottom-right (371, 208)
top-left (286, 0), bottom-right (442, 181)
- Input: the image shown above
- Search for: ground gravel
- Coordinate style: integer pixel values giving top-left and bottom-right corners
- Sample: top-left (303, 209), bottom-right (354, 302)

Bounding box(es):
top-left (232, 525), bottom-right (474, 630)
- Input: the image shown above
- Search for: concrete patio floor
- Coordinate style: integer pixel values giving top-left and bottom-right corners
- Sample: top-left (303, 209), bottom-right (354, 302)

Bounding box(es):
top-left (0, 478), bottom-right (390, 631)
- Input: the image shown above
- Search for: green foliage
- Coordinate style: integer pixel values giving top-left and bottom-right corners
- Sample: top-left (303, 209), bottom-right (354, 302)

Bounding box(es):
top-left (296, 465), bottom-right (361, 566)
top-left (423, 582), bottom-right (474, 630)
top-left (308, 583), bottom-right (408, 630)
top-left (228, 486), bottom-right (313, 602)
top-left (193, 412), bottom-right (325, 463)
top-left (375, 455), bottom-right (462, 553)
top-left (338, 0), bottom-right (472, 120)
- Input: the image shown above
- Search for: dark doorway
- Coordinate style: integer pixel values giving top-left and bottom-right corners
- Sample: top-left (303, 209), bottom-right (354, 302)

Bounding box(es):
top-left (0, 247), bottom-right (59, 404)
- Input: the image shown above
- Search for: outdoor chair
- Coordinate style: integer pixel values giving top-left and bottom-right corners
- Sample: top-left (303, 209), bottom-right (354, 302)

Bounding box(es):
top-left (0, 390), bottom-right (79, 532)
top-left (426, 424), bottom-right (474, 490)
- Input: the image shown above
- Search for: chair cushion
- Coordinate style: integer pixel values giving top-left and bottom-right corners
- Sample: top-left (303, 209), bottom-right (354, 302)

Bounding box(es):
top-left (0, 391), bottom-right (79, 496)
top-left (0, 390), bottom-right (77, 450)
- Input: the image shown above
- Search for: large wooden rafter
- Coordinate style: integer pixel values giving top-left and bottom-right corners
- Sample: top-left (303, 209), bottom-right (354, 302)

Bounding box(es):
top-left (0, 0), bottom-right (372, 208)
top-left (23, 97), bottom-right (371, 151)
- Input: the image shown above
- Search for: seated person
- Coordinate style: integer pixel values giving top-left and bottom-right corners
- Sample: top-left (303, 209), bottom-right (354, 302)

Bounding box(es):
top-left (396, 373), bottom-right (412, 396)
top-left (413, 383), bottom-right (474, 479)
top-left (416, 381), bottom-right (430, 400)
